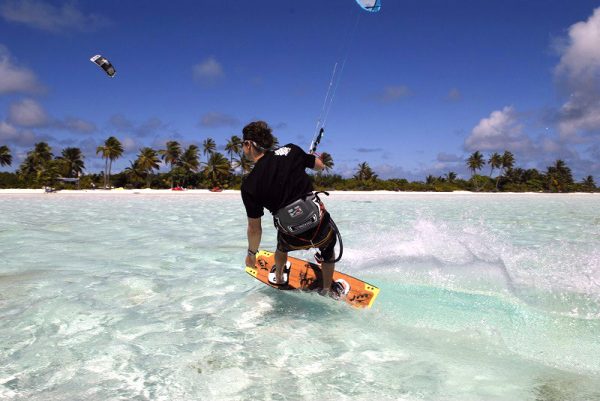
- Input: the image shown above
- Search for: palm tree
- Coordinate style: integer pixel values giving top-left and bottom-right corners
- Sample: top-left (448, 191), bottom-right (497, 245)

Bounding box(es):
top-left (31, 142), bottom-right (53, 174)
top-left (159, 140), bottom-right (182, 167)
top-left (224, 135), bottom-right (242, 166)
top-left (546, 159), bottom-right (573, 192)
top-left (233, 155), bottom-right (254, 175)
top-left (488, 152), bottom-right (502, 177)
top-left (179, 144), bottom-right (200, 186)
top-left (96, 145), bottom-right (109, 187)
top-left (135, 147), bottom-right (160, 188)
top-left (17, 142), bottom-right (53, 184)
top-left (353, 162), bottom-right (377, 181)
top-left (553, 160), bottom-right (573, 180)
top-left (581, 175), bottom-right (596, 191)
top-left (18, 155), bottom-right (36, 177)
top-left (203, 152), bottom-right (231, 187)
top-left (487, 152), bottom-right (502, 189)
top-left (159, 141), bottom-right (182, 188)
top-left (319, 152), bottom-right (334, 174)
top-left (0, 145), bottom-right (12, 167)
top-left (202, 138), bottom-right (216, 158)
top-left (39, 159), bottom-right (65, 187)
top-left (58, 147), bottom-right (85, 177)
top-left (123, 160), bottom-right (144, 187)
top-left (446, 171), bottom-right (457, 183)
top-left (96, 136), bottom-right (123, 189)
top-left (32, 142), bottom-right (53, 165)
top-left (583, 175), bottom-right (595, 186)
top-left (501, 151), bottom-right (515, 175)
top-left (466, 151), bottom-right (485, 177)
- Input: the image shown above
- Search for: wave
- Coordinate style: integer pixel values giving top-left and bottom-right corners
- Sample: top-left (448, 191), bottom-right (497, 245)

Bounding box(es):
top-left (340, 218), bottom-right (600, 319)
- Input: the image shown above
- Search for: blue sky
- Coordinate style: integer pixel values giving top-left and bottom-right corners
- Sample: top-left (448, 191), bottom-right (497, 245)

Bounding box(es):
top-left (1, 0), bottom-right (600, 180)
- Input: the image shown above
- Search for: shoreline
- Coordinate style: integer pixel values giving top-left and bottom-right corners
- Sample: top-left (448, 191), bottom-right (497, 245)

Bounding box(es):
top-left (0, 188), bottom-right (597, 196)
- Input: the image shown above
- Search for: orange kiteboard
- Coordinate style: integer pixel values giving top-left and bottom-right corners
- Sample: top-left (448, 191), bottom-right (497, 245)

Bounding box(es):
top-left (246, 250), bottom-right (379, 308)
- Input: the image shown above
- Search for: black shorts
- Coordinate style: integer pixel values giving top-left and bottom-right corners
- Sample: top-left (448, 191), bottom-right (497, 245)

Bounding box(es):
top-left (276, 212), bottom-right (338, 262)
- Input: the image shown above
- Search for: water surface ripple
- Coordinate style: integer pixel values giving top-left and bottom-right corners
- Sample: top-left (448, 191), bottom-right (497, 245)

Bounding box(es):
top-left (1, 193), bottom-right (599, 400)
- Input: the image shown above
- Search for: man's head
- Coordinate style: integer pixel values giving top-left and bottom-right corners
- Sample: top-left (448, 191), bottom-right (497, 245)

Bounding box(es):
top-left (242, 121), bottom-right (274, 154)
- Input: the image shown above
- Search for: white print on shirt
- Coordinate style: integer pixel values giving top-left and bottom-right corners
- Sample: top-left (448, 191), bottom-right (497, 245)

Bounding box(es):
top-left (274, 147), bottom-right (291, 156)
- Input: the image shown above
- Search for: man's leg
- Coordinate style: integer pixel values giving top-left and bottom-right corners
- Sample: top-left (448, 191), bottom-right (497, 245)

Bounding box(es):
top-left (320, 260), bottom-right (335, 292)
top-left (274, 249), bottom-right (288, 284)
top-left (317, 221), bottom-right (338, 294)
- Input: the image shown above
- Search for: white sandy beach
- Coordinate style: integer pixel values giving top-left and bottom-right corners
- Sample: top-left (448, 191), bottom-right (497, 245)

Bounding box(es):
top-left (0, 188), bottom-right (596, 196)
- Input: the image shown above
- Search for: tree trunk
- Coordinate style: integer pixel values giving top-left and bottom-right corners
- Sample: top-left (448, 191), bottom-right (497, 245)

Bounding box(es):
top-left (170, 165), bottom-right (174, 188)
top-left (108, 159), bottom-right (113, 189)
top-left (104, 158), bottom-right (109, 188)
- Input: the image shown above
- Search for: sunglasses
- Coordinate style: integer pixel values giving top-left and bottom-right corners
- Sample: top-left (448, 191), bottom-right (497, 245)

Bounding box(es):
top-left (243, 140), bottom-right (265, 151)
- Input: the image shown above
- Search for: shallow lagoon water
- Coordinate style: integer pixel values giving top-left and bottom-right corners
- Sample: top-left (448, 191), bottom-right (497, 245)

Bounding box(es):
top-left (1, 192), bottom-right (599, 400)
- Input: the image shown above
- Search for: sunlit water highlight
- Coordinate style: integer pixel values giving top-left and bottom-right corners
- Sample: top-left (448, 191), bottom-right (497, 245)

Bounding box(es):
top-left (1, 193), bottom-right (599, 400)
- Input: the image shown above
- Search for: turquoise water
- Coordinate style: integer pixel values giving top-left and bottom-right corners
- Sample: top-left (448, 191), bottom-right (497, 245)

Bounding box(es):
top-left (1, 193), bottom-right (599, 400)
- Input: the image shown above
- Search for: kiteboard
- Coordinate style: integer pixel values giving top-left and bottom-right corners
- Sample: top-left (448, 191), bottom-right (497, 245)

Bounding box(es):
top-left (246, 250), bottom-right (379, 308)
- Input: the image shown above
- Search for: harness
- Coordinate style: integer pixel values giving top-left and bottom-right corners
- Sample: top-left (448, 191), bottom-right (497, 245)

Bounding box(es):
top-left (273, 191), bottom-right (343, 262)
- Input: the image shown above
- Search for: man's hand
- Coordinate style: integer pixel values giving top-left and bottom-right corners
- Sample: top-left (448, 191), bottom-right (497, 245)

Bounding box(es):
top-left (313, 153), bottom-right (325, 171)
top-left (245, 253), bottom-right (256, 268)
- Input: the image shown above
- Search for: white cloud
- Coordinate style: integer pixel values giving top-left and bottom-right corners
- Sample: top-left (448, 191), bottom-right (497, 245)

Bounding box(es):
top-left (555, 8), bottom-right (600, 83)
top-left (0, 0), bottom-right (108, 33)
top-left (137, 117), bottom-right (165, 137)
top-left (355, 147), bottom-right (383, 153)
top-left (8, 98), bottom-right (49, 127)
top-left (109, 114), bottom-right (134, 130)
top-left (556, 94), bottom-right (600, 141)
top-left (464, 106), bottom-right (533, 152)
top-left (436, 152), bottom-right (463, 163)
top-left (374, 163), bottom-right (414, 180)
top-left (376, 85), bottom-right (412, 103)
top-left (0, 121), bottom-right (52, 148)
top-left (109, 114), bottom-right (167, 137)
top-left (541, 138), bottom-right (563, 153)
top-left (0, 45), bottom-right (44, 94)
top-left (554, 7), bottom-right (600, 141)
top-left (199, 112), bottom-right (238, 128)
top-left (446, 88), bottom-right (462, 102)
top-left (0, 121), bottom-right (18, 140)
top-left (60, 117), bottom-right (96, 133)
top-left (7, 98), bottom-right (97, 135)
top-left (75, 136), bottom-right (99, 156)
top-left (193, 56), bottom-right (224, 84)
top-left (121, 137), bottom-right (138, 153)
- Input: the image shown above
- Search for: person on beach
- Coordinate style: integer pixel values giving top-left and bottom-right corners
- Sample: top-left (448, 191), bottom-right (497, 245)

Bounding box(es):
top-left (241, 120), bottom-right (343, 297)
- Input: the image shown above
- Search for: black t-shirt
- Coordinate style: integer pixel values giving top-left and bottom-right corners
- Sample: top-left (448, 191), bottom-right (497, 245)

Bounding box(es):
top-left (241, 143), bottom-right (316, 218)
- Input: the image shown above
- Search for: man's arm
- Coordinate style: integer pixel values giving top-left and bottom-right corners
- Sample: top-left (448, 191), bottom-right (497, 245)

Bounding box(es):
top-left (247, 217), bottom-right (262, 253)
top-left (312, 155), bottom-right (325, 171)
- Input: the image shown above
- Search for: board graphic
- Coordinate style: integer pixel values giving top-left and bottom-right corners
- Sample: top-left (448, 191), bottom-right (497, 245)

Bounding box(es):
top-left (246, 250), bottom-right (379, 308)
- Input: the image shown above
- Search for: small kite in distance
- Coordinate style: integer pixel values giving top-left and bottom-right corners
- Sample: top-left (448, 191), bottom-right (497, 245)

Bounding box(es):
top-left (90, 55), bottom-right (116, 77)
top-left (355, 0), bottom-right (382, 12)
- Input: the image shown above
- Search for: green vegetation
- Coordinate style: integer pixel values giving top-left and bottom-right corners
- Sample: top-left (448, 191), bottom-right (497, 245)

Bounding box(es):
top-left (0, 142), bottom-right (597, 192)
top-left (96, 136), bottom-right (123, 189)
top-left (0, 145), bottom-right (12, 167)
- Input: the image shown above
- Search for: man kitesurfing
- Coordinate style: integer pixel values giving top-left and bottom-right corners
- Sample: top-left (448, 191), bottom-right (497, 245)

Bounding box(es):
top-left (240, 121), bottom-right (344, 298)
top-left (241, 1), bottom-right (381, 299)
